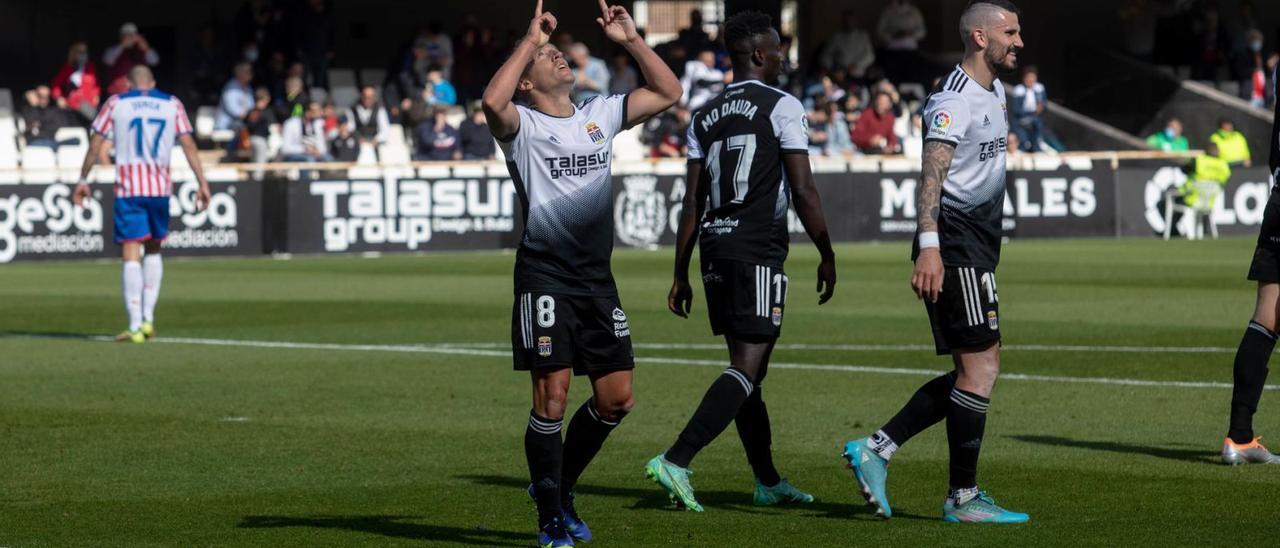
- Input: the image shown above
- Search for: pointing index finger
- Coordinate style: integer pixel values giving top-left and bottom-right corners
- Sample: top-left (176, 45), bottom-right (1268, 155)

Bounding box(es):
top-left (535, 0), bottom-right (543, 16)
top-left (598, 0), bottom-right (610, 17)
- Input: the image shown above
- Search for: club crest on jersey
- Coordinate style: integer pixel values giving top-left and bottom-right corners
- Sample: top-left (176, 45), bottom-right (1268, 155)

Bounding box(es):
top-left (537, 336), bottom-right (553, 357)
top-left (987, 310), bottom-right (999, 330)
top-left (585, 121), bottom-right (606, 145)
top-left (771, 307), bottom-right (783, 326)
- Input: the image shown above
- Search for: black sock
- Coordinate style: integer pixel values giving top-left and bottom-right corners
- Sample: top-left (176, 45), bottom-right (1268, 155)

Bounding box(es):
top-left (525, 411), bottom-right (563, 525)
top-left (735, 384), bottom-right (781, 486)
top-left (879, 372), bottom-right (957, 447)
top-left (1230, 322), bottom-right (1276, 444)
top-left (560, 398), bottom-right (620, 498)
top-left (946, 388), bottom-right (989, 490)
top-left (666, 367), bottom-right (755, 468)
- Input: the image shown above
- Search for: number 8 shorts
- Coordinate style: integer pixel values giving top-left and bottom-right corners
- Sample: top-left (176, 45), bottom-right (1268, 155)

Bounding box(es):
top-left (512, 293), bottom-right (635, 375)
top-left (924, 267), bottom-right (1002, 355)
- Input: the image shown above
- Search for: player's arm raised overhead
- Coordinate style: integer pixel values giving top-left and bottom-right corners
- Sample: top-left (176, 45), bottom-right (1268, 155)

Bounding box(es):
top-left (481, 0), bottom-right (556, 140)
top-left (912, 140), bottom-right (955, 303)
top-left (596, 0), bottom-right (681, 128)
top-left (668, 124), bottom-right (707, 318)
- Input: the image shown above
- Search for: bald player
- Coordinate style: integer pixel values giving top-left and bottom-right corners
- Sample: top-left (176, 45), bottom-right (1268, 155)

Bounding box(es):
top-left (841, 0), bottom-right (1029, 524)
top-left (74, 66), bottom-right (210, 343)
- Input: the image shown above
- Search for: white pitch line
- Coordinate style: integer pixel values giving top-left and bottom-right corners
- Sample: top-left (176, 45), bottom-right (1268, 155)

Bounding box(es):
top-left (426, 341), bottom-right (1239, 354)
top-left (108, 336), bottom-right (1272, 391)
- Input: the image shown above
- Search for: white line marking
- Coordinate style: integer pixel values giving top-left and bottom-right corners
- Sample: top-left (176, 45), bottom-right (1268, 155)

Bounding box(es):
top-left (87, 335), bottom-right (1272, 391)
top-left (422, 341), bottom-right (1240, 354)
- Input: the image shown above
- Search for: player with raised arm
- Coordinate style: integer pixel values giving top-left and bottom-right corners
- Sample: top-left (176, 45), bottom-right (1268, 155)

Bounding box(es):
top-left (1220, 68), bottom-right (1280, 465)
top-left (644, 11), bottom-right (836, 513)
top-left (72, 65), bottom-right (210, 344)
top-left (481, 1), bottom-right (680, 546)
top-left (840, 0), bottom-right (1029, 524)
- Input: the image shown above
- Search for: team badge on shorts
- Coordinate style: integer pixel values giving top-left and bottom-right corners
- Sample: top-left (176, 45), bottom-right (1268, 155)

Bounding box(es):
top-left (537, 336), bottom-right (553, 357)
top-left (585, 121), bottom-right (606, 145)
top-left (987, 310), bottom-right (999, 330)
top-left (771, 306), bottom-right (783, 326)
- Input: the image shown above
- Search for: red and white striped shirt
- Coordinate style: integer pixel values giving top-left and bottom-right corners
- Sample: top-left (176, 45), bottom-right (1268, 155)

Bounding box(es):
top-left (91, 88), bottom-right (193, 198)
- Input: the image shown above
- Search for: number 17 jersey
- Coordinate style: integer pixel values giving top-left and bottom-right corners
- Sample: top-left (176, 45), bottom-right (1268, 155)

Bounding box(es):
top-left (687, 80), bottom-right (809, 268)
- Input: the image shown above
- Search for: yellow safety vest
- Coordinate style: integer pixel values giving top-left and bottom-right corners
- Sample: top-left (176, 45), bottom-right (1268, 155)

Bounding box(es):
top-left (1210, 130), bottom-right (1251, 165)
top-left (1181, 154), bottom-right (1231, 208)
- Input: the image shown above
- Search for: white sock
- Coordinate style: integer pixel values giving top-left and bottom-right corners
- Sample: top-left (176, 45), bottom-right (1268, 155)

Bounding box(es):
top-left (122, 261), bottom-right (143, 331)
top-left (142, 254), bottom-right (163, 323)
top-left (949, 486), bottom-right (980, 505)
top-left (870, 430), bottom-right (899, 461)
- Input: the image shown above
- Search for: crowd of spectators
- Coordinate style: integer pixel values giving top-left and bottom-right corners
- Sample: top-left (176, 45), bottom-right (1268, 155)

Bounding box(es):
top-left (19, 0), bottom-right (1089, 165)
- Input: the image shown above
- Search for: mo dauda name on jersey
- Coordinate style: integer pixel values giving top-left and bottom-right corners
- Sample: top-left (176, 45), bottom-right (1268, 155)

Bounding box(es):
top-left (542, 151), bottom-right (610, 179)
top-left (698, 98), bottom-right (760, 132)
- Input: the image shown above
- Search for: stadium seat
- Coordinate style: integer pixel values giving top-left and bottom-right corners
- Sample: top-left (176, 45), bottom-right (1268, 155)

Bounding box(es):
top-left (611, 126), bottom-right (647, 162)
top-left (0, 88), bottom-right (12, 116)
top-left (196, 106), bottom-right (216, 140)
top-left (20, 146), bottom-right (58, 183)
top-left (330, 86), bottom-right (360, 109)
top-left (1164, 182), bottom-right (1221, 241)
top-left (54, 127), bottom-right (88, 169)
top-left (330, 68), bottom-right (357, 88)
top-left (360, 68), bottom-right (387, 88)
top-left (309, 87), bottom-right (329, 104)
top-left (445, 108), bottom-right (466, 128)
top-left (378, 142), bottom-right (411, 164)
top-left (385, 124), bottom-right (407, 149)
top-left (267, 123), bottom-right (283, 158)
top-left (356, 142), bottom-right (378, 165)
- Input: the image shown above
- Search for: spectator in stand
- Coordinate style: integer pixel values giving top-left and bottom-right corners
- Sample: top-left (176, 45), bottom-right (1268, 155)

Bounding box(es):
top-left (277, 76), bottom-right (308, 119)
top-left (329, 117), bottom-right (360, 162)
top-left (189, 27), bottom-right (224, 107)
top-left (642, 106), bottom-right (689, 158)
top-left (400, 39), bottom-right (433, 103)
top-left (1190, 4), bottom-right (1227, 81)
top-left (321, 101), bottom-right (341, 140)
top-left (347, 86), bottom-right (390, 149)
top-left (280, 100), bottom-right (330, 162)
top-left (875, 0), bottom-right (927, 84)
top-left (458, 101), bottom-right (495, 161)
top-left (806, 101), bottom-right (831, 155)
top-left (821, 10), bottom-right (875, 79)
top-left (852, 90), bottom-right (900, 154)
top-left (453, 24), bottom-right (489, 102)
top-left (1011, 65), bottom-right (1047, 152)
top-left (609, 51), bottom-right (639, 95)
top-left (1147, 117), bottom-right (1189, 152)
top-left (50, 41), bottom-right (101, 124)
top-left (414, 106), bottom-right (461, 162)
top-left (681, 49), bottom-right (726, 112)
top-left (1006, 131), bottom-right (1021, 154)
top-left (103, 22), bottom-right (160, 95)
top-left (244, 88), bottom-right (276, 180)
top-left (293, 0), bottom-right (334, 89)
top-left (677, 9), bottom-right (713, 53)
top-left (264, 52), bottom-right (289, 99)
top-left (1232, 29), bottom-right (1277, 108)
top-left (423, 66), bottom-right (458, 107)
top-left (215, 62), bottom-right (256, 132)
top-left (569, 43), bottom-right (610, 105)
top-left (824, 99), bottom-right (855, 157)
top-left (1210, 118), bottom-right (1251, 167)
top-left (423, 22), bottom-right (454, 80)
top-left (20, 86), bottom-right (74, 149)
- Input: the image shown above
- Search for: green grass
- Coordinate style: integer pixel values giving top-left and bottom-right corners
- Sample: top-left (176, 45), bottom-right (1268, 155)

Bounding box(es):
top-left (2, 237), bottom-right (1278, 546)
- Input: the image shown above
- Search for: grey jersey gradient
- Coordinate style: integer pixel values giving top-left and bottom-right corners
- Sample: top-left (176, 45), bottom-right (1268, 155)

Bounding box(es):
top-left (499, 94), bottom-right (627, 296)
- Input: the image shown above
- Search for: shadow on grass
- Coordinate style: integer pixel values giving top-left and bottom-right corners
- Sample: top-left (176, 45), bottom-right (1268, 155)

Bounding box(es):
top-left (456, 473), bottom-right (934, 521)
top-left (237, 515), bottom-right (527, 546)
top-left (1010, 434), bottom-right (1216, 463)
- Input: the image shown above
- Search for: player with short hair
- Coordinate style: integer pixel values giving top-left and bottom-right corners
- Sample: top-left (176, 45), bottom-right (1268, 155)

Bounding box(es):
top-left (1221, 69), bottom-right (1280, 465)
top-left (644, 10), bottom-right (837, 512)
top-left (73, 65), bottom-right (210, 343)
top-left (481, 1), bottom-right (680, 546)
top-left (841, 0), bottom-right (1029, 523)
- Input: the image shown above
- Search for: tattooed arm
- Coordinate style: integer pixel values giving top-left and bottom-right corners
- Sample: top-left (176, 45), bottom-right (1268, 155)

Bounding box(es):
top-left (911, 140), bottom-right (955, 303)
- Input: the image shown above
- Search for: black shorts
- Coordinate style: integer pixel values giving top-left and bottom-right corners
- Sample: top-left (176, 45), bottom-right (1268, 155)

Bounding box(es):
top-left (1248, 196), bottom-right (1280, 283)
top-left (924, 266), bottom-right (1001, 355)
top-left (512, 292), bottom-right (634, 375)
top-left (701, 259), bottom-right (787, 340)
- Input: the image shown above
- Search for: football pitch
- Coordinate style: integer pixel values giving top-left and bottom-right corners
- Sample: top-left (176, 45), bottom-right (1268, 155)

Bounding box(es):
top-left (2, 237), bottom-right (1277, 546)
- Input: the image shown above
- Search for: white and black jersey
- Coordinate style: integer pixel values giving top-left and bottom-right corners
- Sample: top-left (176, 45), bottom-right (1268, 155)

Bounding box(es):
top-left (687, 80), bottom-right (809, 269)
top-left (499, 94), bottom-right (629, 296)
top-left (912, 66), bottom-right (1010, 270)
